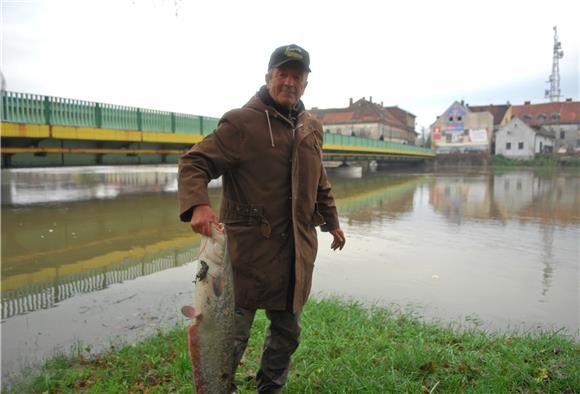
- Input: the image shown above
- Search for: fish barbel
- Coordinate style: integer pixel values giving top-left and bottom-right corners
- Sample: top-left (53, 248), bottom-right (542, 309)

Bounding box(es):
top-left (181, 223), bottom-right (235, 394)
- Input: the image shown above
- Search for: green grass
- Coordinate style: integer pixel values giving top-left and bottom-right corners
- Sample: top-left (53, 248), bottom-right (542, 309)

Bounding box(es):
top-left (3, 299), bottom-right (578, 393)
top-left (491, 154), bottom-right (561, 167)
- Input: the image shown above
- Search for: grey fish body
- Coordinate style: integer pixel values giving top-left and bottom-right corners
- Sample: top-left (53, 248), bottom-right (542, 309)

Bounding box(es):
top-left (182, 225), bottom-right (235, 394)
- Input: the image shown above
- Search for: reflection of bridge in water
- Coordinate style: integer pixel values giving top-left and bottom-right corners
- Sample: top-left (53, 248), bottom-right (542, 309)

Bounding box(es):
top-left (1, 241), bottom-right (199, 320)
top-left (1, 171), bottom-right (426, 321)
top-left (330, 171), bottom-right (424, 221)
top-left (1, 172), bottom-right (425, 320)
top-left (2, 172), bottom-right (212, 320)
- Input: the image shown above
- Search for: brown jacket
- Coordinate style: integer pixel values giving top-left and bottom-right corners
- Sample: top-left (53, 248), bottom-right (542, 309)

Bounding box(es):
top-left (178, 93), bottom-right (339, 312)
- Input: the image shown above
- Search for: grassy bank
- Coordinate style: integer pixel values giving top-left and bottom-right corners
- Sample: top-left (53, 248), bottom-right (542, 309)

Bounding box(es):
top-left (492, 154), bottom-right (580, 167)
top-left (4, 299), bottom-right (578, 393)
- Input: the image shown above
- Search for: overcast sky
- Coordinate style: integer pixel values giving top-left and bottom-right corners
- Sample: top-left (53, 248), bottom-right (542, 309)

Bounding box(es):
top-left (2, 0), bottom-right (579, 131)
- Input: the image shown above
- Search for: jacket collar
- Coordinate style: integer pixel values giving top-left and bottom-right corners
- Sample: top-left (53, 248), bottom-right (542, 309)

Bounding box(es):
top-left (249, 86), bottom-right (305, 127)
top-left (244, 89), bottom-right (314, 147)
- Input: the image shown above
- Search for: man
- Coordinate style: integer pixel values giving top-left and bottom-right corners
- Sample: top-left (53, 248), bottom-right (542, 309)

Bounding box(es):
top-left (178, 44), bottom-right (345, 393)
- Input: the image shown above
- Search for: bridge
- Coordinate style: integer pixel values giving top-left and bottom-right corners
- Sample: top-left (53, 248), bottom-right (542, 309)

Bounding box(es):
top-left (0, 91), bottom-right (434, 167)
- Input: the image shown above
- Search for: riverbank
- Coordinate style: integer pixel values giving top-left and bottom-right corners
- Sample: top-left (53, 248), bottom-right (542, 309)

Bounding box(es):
top-left (492, 154), bottom-right (580, 167)
top-left (3, 298), bottom-right (577, 393)
top-left (428, 152), bottom-right (580, 168)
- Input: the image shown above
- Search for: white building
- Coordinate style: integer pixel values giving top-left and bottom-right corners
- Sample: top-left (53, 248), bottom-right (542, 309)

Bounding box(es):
top-left (511, 100), bottom-right (580, 154)
top-left (495, 116), bottom-right (554, 159)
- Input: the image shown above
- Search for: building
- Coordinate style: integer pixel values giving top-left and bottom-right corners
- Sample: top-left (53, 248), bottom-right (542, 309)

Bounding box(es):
top-left (468, 104), bottom-right (512, 129)
top-left (430, 101), bottom-right (494, 154)
top-left (511, 99), bottom-right (580, 154)
top-left (495, 116), bottom-right (555, 159)
top-left (309, 97), bottom-right (417, 144)
top-left (467, 104), bottom-right (512, 153)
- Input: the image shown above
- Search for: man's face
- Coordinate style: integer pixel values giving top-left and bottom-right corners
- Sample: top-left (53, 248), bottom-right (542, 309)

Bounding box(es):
top-left (266, 62), bottom-right (308, 109)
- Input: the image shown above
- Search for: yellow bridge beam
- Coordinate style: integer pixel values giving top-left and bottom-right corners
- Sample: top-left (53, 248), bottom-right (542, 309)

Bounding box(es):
top-left (1, 122), bottom-right (203, 144)
top-left (1, 122), bottom-right (434, 158)
top-left (2, 147), bottom-right (187, 155)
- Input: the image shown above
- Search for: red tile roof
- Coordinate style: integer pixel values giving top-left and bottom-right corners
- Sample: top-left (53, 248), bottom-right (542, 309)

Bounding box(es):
top-left (309, 98), bottom-right (410, 130)
top-left (511, 100), bottom-right (580, 125)
top-left (320, 111), bottom-right (355, 123)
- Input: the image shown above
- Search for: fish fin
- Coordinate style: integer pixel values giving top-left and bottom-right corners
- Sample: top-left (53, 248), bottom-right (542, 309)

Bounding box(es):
top-left (181, 305), bottom-right (199, 319)
top-left (212, 273), bottom-right (224, 297)
top-left (187, 325), bottom-right (205, 392)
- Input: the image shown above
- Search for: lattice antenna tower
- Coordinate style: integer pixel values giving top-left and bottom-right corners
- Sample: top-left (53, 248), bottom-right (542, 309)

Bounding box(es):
top-left (545, 26), bottom-right (564, 102)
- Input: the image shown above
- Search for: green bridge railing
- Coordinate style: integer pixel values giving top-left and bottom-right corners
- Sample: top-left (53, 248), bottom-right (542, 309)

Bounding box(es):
top-left (323, 132), bottom-right (434, 155)
top-left (1, 91), bottom-right (219, 135)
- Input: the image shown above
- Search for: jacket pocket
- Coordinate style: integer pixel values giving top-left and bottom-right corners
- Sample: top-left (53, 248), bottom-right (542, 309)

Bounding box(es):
top-left (221, 198), bottom-right (272, 237)
top-left (221, 198), bottom-right (263, 225)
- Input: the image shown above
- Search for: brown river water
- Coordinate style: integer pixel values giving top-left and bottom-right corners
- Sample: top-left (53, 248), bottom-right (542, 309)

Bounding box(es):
top-left (1, 165), bottom-right (578, 384)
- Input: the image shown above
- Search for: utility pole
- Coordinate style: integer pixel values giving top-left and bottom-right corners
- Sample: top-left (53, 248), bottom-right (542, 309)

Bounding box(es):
top-left (545, 26), bottom-right (564, 102)
top-left (0, 69), bottom-right (6, 92)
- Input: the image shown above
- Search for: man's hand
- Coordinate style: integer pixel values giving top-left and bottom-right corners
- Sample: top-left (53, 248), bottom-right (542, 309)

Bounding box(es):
top-left (190, 204), bottom-right (219, 236)
top-left (329, 228), bottom-right (346, 251)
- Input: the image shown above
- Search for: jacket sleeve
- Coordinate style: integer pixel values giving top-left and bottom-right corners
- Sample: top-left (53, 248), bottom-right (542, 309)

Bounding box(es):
top-left (313, 126), bottom-right (340, 231)
top-left (178, 117), bottom-right (241, 222)
top-left (316, 162), bottom-right (340, 231)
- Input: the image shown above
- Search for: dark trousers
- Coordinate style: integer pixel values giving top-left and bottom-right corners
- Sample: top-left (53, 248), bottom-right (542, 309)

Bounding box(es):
top-left (232, 307), bottom-right (301, 393)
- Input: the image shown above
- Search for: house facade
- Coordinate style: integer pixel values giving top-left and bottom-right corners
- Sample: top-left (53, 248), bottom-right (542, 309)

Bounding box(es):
top-left (511, 100), bottom-right (580, 154)
top-left (430, 101), bottom-right (494, 154)
top-left (495, 116), bottom-right (554, 159)
top-left (309, 97), bottom-right (417, 144)
top-left (467, 104), bottom-right (512, 154)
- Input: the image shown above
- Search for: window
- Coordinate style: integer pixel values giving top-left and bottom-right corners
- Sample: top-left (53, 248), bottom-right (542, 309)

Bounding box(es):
top-left (538, 113), bottom-right (546, 122)
top-left (506, 142), bottom-right (512, 150)
top-left (518, 142), bottom-right (524, 150)
top-left (560, 131), bottom-right (565, 139)
top-left (551, 113), bottom-right (560, 121)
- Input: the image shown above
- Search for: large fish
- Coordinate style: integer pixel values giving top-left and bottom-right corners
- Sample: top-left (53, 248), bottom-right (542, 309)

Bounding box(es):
top-left (181, 224), bottom-right (235, 394)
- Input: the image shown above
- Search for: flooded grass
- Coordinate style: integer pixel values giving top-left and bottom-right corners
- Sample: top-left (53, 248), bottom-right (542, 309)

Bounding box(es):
top-left (3, 298), bottom-right (578, 393)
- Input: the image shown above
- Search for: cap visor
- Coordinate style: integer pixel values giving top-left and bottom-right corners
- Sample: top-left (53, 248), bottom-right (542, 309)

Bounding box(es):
top-left (270, 59), bottom-right (311, 72)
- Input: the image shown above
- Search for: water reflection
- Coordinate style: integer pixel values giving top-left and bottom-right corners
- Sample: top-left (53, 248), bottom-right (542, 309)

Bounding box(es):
top-left (1, 165), bottom-right (223, 205)
top-left (425, 170), bottom-right (577, 303)
top-left (329, 172), bottom-right (420, 223)
top-left (429, 170), bottom-right (580, 225)
top-left (2, 245), bottom-right (198, 320)
top-left (1, 180), bottom-right (222, 321)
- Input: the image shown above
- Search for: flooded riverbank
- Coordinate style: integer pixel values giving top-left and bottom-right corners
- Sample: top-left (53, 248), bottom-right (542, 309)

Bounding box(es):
top-left (2, 165), bottom-right (578, 383)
